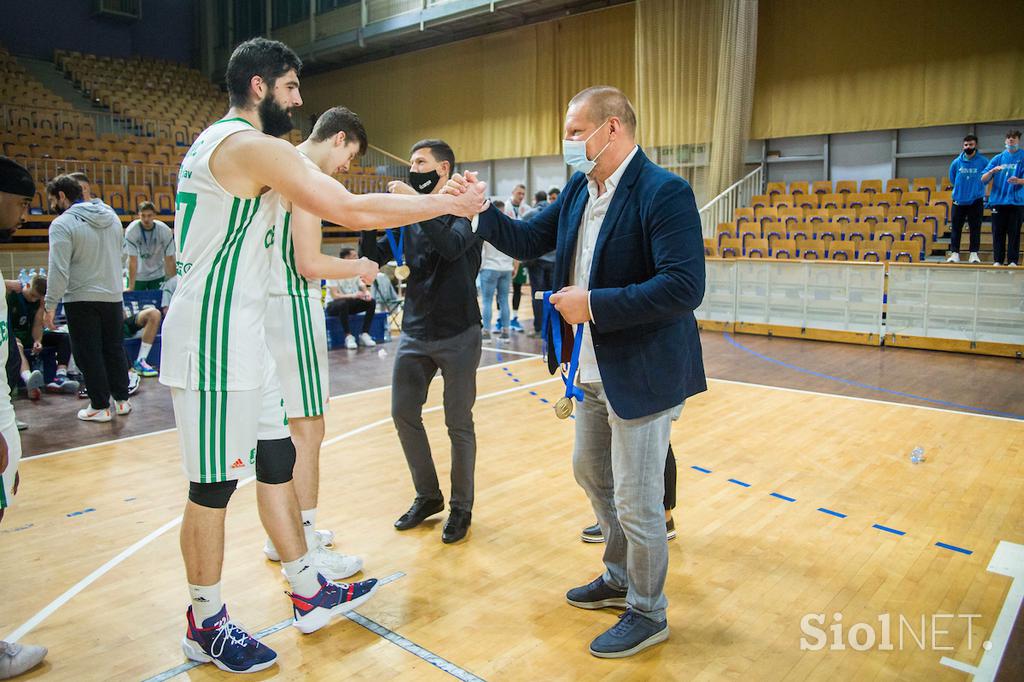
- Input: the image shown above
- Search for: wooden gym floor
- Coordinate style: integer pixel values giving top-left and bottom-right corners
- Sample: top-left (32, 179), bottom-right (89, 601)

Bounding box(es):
top-left (1, 328), bottom-right (1022, 681)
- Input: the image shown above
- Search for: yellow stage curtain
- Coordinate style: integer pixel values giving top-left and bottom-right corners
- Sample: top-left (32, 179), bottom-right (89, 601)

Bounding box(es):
top-left (301, 4), bottom-right (636, 162)
top-left (752, 0), bottom-right (1024, 139)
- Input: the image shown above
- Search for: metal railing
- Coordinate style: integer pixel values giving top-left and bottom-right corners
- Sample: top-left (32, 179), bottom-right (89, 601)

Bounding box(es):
top-left (698, 166), bottom-right (763, 239)
top-left (19, 157), bottom-right (179, 189)
top-left (0, 103), bottom-right (197, 143)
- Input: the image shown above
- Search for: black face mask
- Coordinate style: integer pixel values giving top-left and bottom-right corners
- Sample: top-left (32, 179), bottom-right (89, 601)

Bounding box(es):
top-left (964, 148), bottom-right (975, 156)
top-left (409, 169), bottom-right (441, 194)
top-left (259, 91), bottom-right (294, 138)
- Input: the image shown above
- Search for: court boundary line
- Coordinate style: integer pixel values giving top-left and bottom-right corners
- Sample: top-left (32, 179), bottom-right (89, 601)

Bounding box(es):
top-left (29, 355), bottom-right (543, 461)
top-left (3, 376), bottom-right (559, 644)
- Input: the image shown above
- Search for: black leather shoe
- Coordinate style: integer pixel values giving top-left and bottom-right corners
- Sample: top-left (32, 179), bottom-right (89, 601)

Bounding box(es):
top-left (394, 497), bottom-right (445, 530)
top-left (441, 509), bottom-right (472, 544)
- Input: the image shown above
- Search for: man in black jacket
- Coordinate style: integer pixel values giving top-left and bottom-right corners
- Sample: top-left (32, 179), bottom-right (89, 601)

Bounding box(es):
top-left (360, 139), bottom-right (482, 544)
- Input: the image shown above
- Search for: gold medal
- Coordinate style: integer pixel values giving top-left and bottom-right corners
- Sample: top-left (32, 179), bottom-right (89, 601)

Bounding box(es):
top-left (554, 396), bottom-right (574, 419)
top-left (395, 265), bottom-right (411, 280)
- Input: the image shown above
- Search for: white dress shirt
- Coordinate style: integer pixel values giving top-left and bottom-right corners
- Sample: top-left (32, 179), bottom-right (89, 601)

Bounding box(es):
top-left (573, 145), bottom-right (639, 384)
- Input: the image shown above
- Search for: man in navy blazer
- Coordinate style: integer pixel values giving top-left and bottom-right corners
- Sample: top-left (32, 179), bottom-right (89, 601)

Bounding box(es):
top-left (452, 86), bottom-right (706, 658)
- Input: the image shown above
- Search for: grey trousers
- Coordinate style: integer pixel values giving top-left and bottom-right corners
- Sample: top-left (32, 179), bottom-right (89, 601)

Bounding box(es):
top-left (572, 381), bottom-right (682, 623)
top-left (391, 325), bottom-right (481, 512)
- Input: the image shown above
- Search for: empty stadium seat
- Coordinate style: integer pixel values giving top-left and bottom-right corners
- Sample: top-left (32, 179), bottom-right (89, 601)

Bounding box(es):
top-left (829, 241), bottom-right (856, 260)
top-left (788, 181), bottom-right (809, 196)
top-left (835, 180), bottom-right (858, 195)
top-left (719, 237), bottom-right (742, 258)
top-left (766, 181), bottom-right (786, 196)
top-left (745, 238), bottom-right (770, 258)
top-left (861, 179), bottom-right (882, 194)
top-left (772, 239), bottom-right (797, 259)
top-left (886, 178), bottom-right (909, 196)
top-left (811, 180), bottom-right (832, 195)
top-left (797, 238), bottom-right (826, 259)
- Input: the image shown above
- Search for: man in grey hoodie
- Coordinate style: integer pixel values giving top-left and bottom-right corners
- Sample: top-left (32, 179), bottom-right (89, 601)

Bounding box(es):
top-left (43, 175), bottom-right (130, 422)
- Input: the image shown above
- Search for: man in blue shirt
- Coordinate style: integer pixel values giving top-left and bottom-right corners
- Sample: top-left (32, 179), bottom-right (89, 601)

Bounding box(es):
top-left (981, 130), bottom-right (1023, 266)
top-left (946, 135), bottom-right (989, 263)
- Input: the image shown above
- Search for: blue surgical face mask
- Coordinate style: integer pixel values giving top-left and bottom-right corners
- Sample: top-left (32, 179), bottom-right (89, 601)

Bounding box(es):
top-left (562, 120), bottom-right (612, 175)
top-left (1007, 143), bottom-right (1020, 153)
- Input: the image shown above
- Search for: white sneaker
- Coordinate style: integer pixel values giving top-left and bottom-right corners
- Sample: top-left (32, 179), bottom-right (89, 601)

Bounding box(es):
top-left (946, 252), bottom-right (960, 263)
top-left (264, 529), bottom-right (335, 561)
top-left (0, 640), bottom-right (47, 678)
top-left (993, 262), bottom-right (1002, 267)
top-left (78, 406), bottom-right (112, 423)
top-left (358, 333), bottom-right (376, 347)
top-left (127, 370), bottom-right (141, 395)
top-left (344, 334), bottom-right (357, 350)
top-left (969, 252), bottom-right (981, 263)
top-left (115, 400), bottom-right (132, 416)
top-left (277, 543), bottom-right (363, 582)
top-left (1010, 263), bottom-right (1018, 267)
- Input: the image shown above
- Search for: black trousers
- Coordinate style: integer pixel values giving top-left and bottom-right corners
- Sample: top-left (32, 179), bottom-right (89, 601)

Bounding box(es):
top-left (950, 199), bottom-right (983, 254)
top-left (5, 311), bottom-right (19, 396)
top-left (526, 260), bottom-right (555, 332)
top-left (512, 283), bottom-right (523, 313)
top-left (64, 301), bottom-right (130, 409)
top-left (991, 204), bottom-right (1023, 265)
top-left (34, 331), bottom-right (73, 366)
top-left (326, 298), bottom-right (375, 335)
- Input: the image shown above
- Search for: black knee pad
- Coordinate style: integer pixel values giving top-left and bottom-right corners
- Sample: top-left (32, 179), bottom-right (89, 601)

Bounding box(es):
top-left (188, 479), bottom-right (238, 508)
top-left (255, 438), bottom-right (296, 484)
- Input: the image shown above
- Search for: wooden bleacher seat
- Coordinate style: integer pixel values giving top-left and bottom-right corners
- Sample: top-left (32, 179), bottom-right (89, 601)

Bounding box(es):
top-left (771, 194), bottom-right (794, 209)
top-left (703, 239), bottom-right (717, 257)
top-left (886, 206), bottom-right (915, 230)
top-left (889, 239), bottom-right (919, 262)
top-left (788, 223), bottom-right (812, 241)
top-left (772, 238), bottom-right (797, 259)
top-left (829, 208), bottom-right (856, 225)
top-left (795, 193), bottom-right (819, 210)
top-left (763, 221), bottom-right (787, 247)
top-left (930, 191), bottom-right (953, 222)
top-left (917, 206), bottom-right (944, 239)
top-left (859, 238), bottom-right (885, 262)
top-left (820, 193), bottom-right (845, 209)
top-left (745, 238), bottom-right (770, 258)
top-left (857, 206), bottom-right (885, 226)
top-left (829, 241), bottom-right (856, 261)
top-left (734, 208), bottom-right (755, 227)
top-left (835, 180), bottom-right (857, 195)
top-left (816, 225), bottom-right (842, 246)
top-left (715, 222), bottom-right (737, 248)
top-left (788, 181), bottom-right (809, 196)
top-left (128, 185), bottom-right (151, 213)
top-left (845, 192), bottom-right (871, 210)
top-left (901, 191), bottom-right (927, 217)
top-left (804, 208), bottom-right (829, 224)
top-left (755, 206), bottom-right (778, 225)
top-left (779, 207), bottom-right (803, 227)
top-left (873, 192), bottom-right (899, 209)
top-left (751, 194), bottom-right (771, 209)
top-left (811, 180), bottom-right (832, 195)
top-left (861, 179), bottom-right (882, 194)
top-left (719, 237), bottom-right (742, 258)
top-left (739, 226), bottom-right (763, 250)
top-left (912, 177), bottom-right (936, 201)
top-left (103, 186), bottom-right (128, 215)
top-left (872, 222), bottom-right (899, 250)
top-left (844, 225), bottom-right (870, 248)
top-left (904, 227), bottom-right (933, 260)
top-left (797, 238), bottom-right (826, 260)
top-left (886, 178), bottom-right (909, 196)
top-left (766, 181), bottom-right (786, 196)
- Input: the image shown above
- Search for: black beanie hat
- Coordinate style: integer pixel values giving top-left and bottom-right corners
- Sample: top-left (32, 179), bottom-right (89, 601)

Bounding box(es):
top-left (0, 157), bottom-right (35, 198)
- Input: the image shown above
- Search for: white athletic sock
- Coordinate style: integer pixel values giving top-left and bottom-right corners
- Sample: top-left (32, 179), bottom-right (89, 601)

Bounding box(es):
top-left (301, 509), bottom-right (317, 548)
top-left (282, 553), bottom-right (320, 597)
top-left (188, 582), bottom-right (223, 624)
top-left (20, 370), bottom-right (31, 383)
top-left (137, 342), bottom-right (153, 362)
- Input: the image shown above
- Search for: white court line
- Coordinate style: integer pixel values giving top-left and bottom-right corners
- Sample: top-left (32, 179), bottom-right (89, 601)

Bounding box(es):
top-left (940, 541), bottom-right (1024, 680)
top-left (480, 345), bottom-right (543, 358)
top-left (29, 356), bottom-right (542, 461)
top-left (3, 376), bottom-right (559, 643)
top-left (707, 378), bottom-right (1024, 424)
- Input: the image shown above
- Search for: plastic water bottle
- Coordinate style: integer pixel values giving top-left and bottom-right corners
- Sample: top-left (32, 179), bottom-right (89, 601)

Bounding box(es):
top-left (27, 267), bottom-right (36, 280)
top-left (17, 268), bottom-right (27, 285)
top-left (910, 446), bottom-right (926, 464)
top-left (39, 267), bottom-right (46, 278)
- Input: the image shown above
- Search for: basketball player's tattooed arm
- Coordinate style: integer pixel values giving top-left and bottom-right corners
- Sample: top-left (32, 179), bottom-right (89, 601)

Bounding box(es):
top-left (289, 201), bottom-right (378, 284)
top-left (233, 136), bottom-right (488, 228)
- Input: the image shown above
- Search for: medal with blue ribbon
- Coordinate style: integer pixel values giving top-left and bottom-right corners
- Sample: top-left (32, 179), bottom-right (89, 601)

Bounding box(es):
top-left (387, 228), bottom-right (409, 280)
top-left (539, 290), bottom-right (585, 419)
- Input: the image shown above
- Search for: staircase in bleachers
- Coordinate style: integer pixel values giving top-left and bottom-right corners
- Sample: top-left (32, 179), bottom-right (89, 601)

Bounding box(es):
top-left (705, 177), bottom-right (1018, 264)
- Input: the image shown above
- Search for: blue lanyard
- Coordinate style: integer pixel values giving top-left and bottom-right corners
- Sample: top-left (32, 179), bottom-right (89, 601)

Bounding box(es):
top-left (385, 228), bottom-right (405, 266)
top-left (540, 291), bottom-right (585, 403)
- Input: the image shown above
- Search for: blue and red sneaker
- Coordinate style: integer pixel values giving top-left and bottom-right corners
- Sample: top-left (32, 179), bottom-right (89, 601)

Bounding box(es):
top-left (181, 604), bottom-right (277, 673)
top-left (290, 573), bottom-right (379, 634)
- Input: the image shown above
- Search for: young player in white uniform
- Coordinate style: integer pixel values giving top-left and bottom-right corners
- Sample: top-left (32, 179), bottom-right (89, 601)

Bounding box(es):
top-left (0, 156), bottom-right (48, 677)
top-left (159, 37), bottom-right (488, 674)
top-left (262, 107), bottom-right (380, 579)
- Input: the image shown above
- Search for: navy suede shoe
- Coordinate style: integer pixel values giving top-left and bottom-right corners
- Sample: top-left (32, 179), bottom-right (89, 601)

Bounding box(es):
top-left (589, 609), bottom-right (669, 658)
top-left (566, 576), bottom-right (627, 610)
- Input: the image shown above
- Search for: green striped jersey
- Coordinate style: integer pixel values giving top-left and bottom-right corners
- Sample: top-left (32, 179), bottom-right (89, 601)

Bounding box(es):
top-left (267, 152), bottom-right (319, 300)
top-left (159, 118), bottom-right (275, 391)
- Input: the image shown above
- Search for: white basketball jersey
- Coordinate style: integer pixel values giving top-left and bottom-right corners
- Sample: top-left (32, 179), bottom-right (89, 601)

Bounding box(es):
top-left (159, 118), bottom-right (276, 391)
top-left (268, 152), bottom-right (320, 300)
top-left (0, 293), bottom-right (15, 428)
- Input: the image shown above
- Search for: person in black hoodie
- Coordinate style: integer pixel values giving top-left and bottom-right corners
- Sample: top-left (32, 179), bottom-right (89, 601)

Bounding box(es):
top-left (360, 139), bottom-right (482, 544)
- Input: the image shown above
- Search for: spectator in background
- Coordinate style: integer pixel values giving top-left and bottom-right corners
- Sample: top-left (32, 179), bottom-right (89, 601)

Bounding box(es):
top-left (44, 175), bottom-right (131, 423)
top-left (6, 276), bottom-right (79, 394)
top-left (480, 200), bottom-right (514, 341)
top-left (507, 184), bottom-right (529, 219)
top-left (124, 201), bottom-right (175, 290)
top-left (981, 130), bottom-right (1023, 266)
top-left (548, 187), bottom-right (561, 204)
top-left (325, 247), bottom-right (377, 350)
top-left (521, 191), bottom-right (556, 337)
top-left (68, 172), bottom-right (95, 203)
top-left (123, 305), bottom-right (162, 377)
top-left (503, 185), bottom-right (530, 333)
top-left (946, 135), bottom-right (989, 263)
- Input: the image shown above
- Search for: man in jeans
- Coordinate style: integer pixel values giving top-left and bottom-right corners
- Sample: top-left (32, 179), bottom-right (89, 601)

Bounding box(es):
top-left (43, 175), bottom-right (130, 423)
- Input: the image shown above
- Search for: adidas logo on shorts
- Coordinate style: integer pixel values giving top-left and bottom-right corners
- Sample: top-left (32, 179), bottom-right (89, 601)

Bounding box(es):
top-left (231, 458), bottom-right (246, 469)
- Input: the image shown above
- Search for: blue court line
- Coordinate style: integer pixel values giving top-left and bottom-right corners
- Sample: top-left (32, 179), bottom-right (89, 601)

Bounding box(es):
top-left (727, 478), bottom-right (751, 488)
top-left (691, 465), bottom-right (712, 474)
top-left (935, 542), bottom-right (973, 555)
top-left (872, 523), bottom-right (906, 536)
top-left (722, 332), bottom-right (1024, 420)
top-left (817, 507), bottom-right (847, 519)
top-left (770, 492), bottom-right (796, 502)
